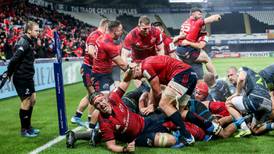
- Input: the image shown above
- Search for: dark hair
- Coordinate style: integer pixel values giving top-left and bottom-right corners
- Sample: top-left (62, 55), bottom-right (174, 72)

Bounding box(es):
top-left (108, 20), bottom-right (121, 32)
top-left (190, 7), bottom-right (202, 14)
top-left (138, 16), bottom-right (150, 25)
top-left (152, 22), bottom-right (163, 27)
top-left (24, 21), bottom-right (38, 33)
top-left (88, 92), bottom-right (103, 103)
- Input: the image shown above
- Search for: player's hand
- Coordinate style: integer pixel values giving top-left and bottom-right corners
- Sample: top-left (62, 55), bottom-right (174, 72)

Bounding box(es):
top-left (123, 66), bottom-right (133, 82)
top-left (214, 14), bottom-right (221, 21)
top-left (126, 140), bottom-right (135, 152)
top-left (143, 104), bottom-right (155, 116)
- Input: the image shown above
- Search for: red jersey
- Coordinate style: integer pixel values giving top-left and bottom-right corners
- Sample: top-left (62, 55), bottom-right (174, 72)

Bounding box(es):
top-left (84, 30), bottom-right (103, 66)
top-left (99, 88), bottom-right (145, 142)
top-left (208, 101), bottom-right (230, 117)
top-left (163, 121), bottom-right (205, 141)
top-left (141, 55), bottom-right (191, 85)
top-left (180, 17), bottom-right (204, 42)
top-left (93, 34), bottom-right (121, 74)
top-left (123, 26), bottom-right (162, 63)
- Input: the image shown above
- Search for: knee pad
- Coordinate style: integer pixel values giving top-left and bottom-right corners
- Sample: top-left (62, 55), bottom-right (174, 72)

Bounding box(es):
top-left (163, 80), bottom-right (188, 108)
top-left (158, 133), bottom-right (169, 147)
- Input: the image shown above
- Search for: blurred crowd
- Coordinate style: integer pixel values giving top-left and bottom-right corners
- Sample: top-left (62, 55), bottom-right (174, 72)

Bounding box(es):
top-left (0, 2), bottom-right (96, 60)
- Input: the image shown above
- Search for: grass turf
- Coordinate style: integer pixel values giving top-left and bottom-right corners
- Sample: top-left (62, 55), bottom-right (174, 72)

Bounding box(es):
top-left (0, 57), bottom-right (273, 154)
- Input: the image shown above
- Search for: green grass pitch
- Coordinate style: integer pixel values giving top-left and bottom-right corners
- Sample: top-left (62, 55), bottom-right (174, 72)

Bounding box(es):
top-left (0, 57), bottom-right (274, 154)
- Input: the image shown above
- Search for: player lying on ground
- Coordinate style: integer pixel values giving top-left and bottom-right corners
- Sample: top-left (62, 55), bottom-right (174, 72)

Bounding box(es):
top-left (226, 67), bottom-right (273, 138)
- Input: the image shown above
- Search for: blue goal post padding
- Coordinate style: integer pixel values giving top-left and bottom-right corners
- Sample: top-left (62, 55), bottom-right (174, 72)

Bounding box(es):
top-left (53, 31), bottom-right (68, 135)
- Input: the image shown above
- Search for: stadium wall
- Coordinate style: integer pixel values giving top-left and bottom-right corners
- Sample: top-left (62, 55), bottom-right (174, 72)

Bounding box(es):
top-left (0, 58), bottom-right (82, 99)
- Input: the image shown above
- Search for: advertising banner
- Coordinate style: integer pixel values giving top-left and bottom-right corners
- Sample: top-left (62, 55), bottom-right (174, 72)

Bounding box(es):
top-left (0, 59), bottom-right (82, 99)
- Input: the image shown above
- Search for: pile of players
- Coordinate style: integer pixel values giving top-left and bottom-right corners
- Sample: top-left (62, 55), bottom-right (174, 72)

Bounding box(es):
top-left (65, 8), bottom-right (274, 152)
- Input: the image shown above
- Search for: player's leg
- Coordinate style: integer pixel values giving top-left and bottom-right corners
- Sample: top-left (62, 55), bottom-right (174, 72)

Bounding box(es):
top-left (218, 123), bottom-right (237, 138)
top-left (217, 115), bottom-right (233, 127)
top-left (14, 77), bottom-right (38, 137)
top-left (71, 64), bottom-right (95, 126)
top-left (71, 95), bottom-right (90, 126)
top-left (191, 63), bottom-right (204, 81)
top-left (195, 50), bottom-right (216, 76)
top-left (88, 106), bottom-right (99, 130)
top-left (154, 133), bottom-right (177, 147)
top-left (159, 70), bottom-right (197, 145)
top-left (20, 96), bottom-right (38, 137)
top-left (226, 96), bottom-right (251, 137)
top-left (180, 109), bottom-right (222, 135)
top-left (250, 122), bottom-right (274, 135)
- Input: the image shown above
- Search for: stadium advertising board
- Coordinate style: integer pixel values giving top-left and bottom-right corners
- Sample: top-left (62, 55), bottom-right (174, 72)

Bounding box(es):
top-left (0, 59), bottom-right (82, 99)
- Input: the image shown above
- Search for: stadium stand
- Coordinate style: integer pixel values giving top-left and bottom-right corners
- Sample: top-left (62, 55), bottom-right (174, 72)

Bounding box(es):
top-left (116, 14), bottom-right (139, 32)
top-left (211, 12), bottom-right (245, 34)
top-left (245, 11), bottom-right (274, 33)
top-left (58, 11), bottom-right (104, 27)
top-left (0, 2), bottom-right (96, 60)
top-left (158, 13), bottom-right (189, 30)
top-left (246, 11), bottom-right (274, 25)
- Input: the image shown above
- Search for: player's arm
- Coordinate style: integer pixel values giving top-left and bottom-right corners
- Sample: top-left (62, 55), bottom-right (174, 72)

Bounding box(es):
top-left (112, 55), bottom-right (129, 72)
top-left (173, 31), bottom-right (186, 43)
top-left (7, 44), bottom-right (27, 77)
top-left (181, 39), bottom-right (206, 49)
top-left (236, 71), bottom-right (246, 96)
top-left (156, 42), bottom-right (165, 55)
top-left (204, 14), bottom-right (221, 24)
top-left (139, 92), bottom-right (154, 115)
top-left (87, 44), bottom-right (96, 57)
top-left (118, 67), bottom-right (133, 93)
top-left (149, 76), bottom-right (162, 107)
top-left (106, 139), bottom-right (135, 153)
top-left (121, 47), bottom-right (131, 63)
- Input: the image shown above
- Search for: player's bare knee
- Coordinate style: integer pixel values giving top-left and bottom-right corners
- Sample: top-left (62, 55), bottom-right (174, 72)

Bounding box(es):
top-left (21, 97), bottom-right (32, 110)
top-left (197, 51), bottom-right (209, 63)
top-left (30, 93), bottom-right (36, 106)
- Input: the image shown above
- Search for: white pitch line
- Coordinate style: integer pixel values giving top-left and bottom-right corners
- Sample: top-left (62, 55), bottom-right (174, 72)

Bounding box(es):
top-left (29, 127), bottom-right (83, 154)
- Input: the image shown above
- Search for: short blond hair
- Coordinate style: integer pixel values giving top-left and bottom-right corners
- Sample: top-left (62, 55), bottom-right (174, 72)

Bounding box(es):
top-left (138, 16), bottom-right (150, 25)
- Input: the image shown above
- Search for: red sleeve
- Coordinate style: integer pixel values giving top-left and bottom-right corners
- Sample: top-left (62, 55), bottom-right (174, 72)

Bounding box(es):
top-left (99, 118), bottom-right (115, 141)
top-left (196, 18), bottom-right (205, 27)
top-left (105, 43), bottom-right (121, 59)
top-left (142, 62), bottom-right (157, 81)
top-left (110, 87), bottom-right (125, 99)
top-left (123, 33), bottom-right (133, 50)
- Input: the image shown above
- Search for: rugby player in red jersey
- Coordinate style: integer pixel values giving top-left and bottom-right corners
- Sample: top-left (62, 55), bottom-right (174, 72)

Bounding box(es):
top-left (71, 19), bottom-right (109, 129)
top-left (66, 69), bottom-right (182, 152)
top-left (152, 22), bottom-right (176, 58)
top-left (131, 55), bottom-right (223, 144)
top-left (173, 8), bottom-right (221, 77)
top-left (92, 20), bottom-right (129, 94)
top-left (122, 16), bottom-right (165, 64)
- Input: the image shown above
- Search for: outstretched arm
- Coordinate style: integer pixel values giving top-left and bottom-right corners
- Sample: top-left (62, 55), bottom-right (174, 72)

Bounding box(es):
top-left (106, 139), bottom-right (135, 153)
top-left (204, 14), bottom-right (221, 24)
